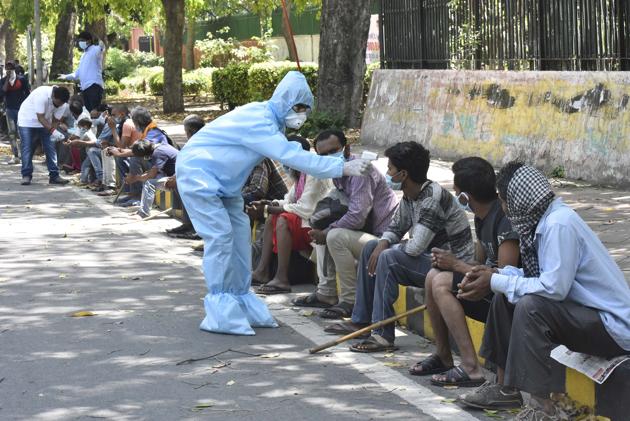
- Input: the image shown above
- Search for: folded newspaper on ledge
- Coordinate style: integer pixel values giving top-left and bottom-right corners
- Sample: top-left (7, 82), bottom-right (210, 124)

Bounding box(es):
top-left (551, 345), bottom-right (630, 384)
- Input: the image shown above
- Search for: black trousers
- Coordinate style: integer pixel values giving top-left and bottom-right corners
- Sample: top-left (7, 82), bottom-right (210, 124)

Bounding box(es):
top-left (81, 84), bottom-right (103, 112)
top-left (479, 294), bottom-right (627, 397)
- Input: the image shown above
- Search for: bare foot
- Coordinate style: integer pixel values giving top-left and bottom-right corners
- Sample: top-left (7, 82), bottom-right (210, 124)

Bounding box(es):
top-left (251, 269), bottom-right (270, 286)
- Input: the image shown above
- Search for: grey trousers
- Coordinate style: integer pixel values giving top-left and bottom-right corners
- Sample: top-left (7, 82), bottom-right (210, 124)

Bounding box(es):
top-left (480, 294), bottom-right (627, 398)
top-left (352, 239), bottom-right (432, 342)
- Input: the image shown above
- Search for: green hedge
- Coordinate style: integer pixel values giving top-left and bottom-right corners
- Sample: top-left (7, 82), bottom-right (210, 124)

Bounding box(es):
top-left (211, 61), bottom-right (318, 109)
top-left (248, 61), bottom-right (318, 102)
top-left (211, 63), bottom-right (251, 109)
top-left (120, 66), bottom-right (164, 94)
top-left (106, 48), bottom-right (163, 82)
top-left (148, 68), bottom-right (214, 96)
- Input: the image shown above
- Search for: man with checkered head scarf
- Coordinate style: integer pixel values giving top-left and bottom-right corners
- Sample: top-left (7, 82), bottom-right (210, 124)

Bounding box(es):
top-left (458, 162), bottom-right (630, 420)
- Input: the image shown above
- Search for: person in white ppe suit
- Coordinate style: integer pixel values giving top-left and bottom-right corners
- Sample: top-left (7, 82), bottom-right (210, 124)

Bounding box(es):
top-left (176, 71), bottom-right (370, 335)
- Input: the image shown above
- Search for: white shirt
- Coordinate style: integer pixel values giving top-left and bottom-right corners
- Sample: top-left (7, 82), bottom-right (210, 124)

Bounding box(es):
top-left (17, 86), bottom-right (68, 128)
top-left (277, 175), bottom-right (333, 228)
top-left (67, 44), bottom-right (104, 90)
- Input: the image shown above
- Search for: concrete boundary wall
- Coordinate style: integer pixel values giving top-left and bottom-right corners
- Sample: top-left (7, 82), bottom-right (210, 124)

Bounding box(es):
top-left (361, 70), bottom-right (630, 187)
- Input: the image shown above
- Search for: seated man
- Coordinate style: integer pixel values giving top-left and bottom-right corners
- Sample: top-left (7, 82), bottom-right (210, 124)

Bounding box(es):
top-left (107, 106), bottom-right (170, 207)
top-left (346, 141), bottom-right (475, 352)
top-left (65, 117), bottom-right (101, 186)
top-left (126, 140), bottom-right (178, 218)
top-left (250, 135), bottom-right (332, 294)
top-left (459, 162), bottom-right (630, 420)
top-left (56, 97), bottom-right (89, 174)
top-left (293, 130), bottom-right (398, 319)
top-left (407, 157), bottom-right (520, 393)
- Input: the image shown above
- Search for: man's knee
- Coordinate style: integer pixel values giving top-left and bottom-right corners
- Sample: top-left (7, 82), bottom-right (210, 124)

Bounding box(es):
top-left (360, 238), bottom-right (380, 259)
top-left (514, 294), bottom-right (549, 323)
top-left (276, 215), bottom-right (289, 231)
top-left (431, 271), bottom-right (454, 296)
top-left (327, 228), bottom-right (350, 249)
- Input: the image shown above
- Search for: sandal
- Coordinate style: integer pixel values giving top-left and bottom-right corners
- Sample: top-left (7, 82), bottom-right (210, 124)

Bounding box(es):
top-left (256, 284), bottom-right (292, 295)
top-left (408, 354), bottom-right (454, 376)
top-left (319, 301), bottom-right (353, 319)
top-left (324, 321), bottom-right (369, 337)
top-left (291, 293), bottom-right (335, 308)
top-left (349, 335), bottom-right (398, 353)
top-left (430, 365), bottom-right (486, 388)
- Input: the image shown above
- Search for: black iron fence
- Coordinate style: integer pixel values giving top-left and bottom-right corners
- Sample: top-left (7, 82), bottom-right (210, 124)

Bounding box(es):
top-left (379, 0), bottom-right (630, 71)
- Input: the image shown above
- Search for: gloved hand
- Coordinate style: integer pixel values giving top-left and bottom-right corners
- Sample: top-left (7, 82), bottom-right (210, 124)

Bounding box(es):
top-left (57, 74), bottom-right (69, 81)
top-left (342, 159), bottom-right (372, 177)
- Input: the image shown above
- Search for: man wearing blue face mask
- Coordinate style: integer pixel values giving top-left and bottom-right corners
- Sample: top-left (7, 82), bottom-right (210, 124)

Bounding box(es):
top-left (341, 142), bottom-right (475, 353)
top-left (59, 31), bottom-right (104, 112)
top-left (175, 71), bottom-right (372, 336)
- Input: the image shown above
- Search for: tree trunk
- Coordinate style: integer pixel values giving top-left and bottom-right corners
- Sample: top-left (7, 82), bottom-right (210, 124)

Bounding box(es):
top-left (185, 18), bottom-right (195, 70)
top-left (162, 0), bottom-right (185, 113)
top-left (0, 20), bottom-right (8, 65)
top-left (317, 0), bottom-right (371, 128)
top-left (51, 2), bottom-right (77, 77)
top-left (281, 0), bottom-right (298, 61)
top-left (4, 20), bottom-right (16, 61)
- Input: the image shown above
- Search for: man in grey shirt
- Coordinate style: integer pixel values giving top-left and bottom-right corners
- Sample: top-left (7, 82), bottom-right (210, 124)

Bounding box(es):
top-left (337, 142), bottom-right (475, 352)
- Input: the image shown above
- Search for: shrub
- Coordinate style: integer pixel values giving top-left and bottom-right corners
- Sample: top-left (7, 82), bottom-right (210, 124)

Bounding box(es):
top-left (196, 27), bottom-right (274, 68)
top-left (105, 80), bottom-right (121, 96)
top-left (185, 67), bottom-right (214, 96)
top-left (212, 63), bottom-right (251, 109)
top-left (297, 111), bottom-right (345, 139)
top-left (120, 66), bottom-right (163, 94)
top-left (247, 61), bottom-right (318, 102)
top-left (148, 72), bottom-right (164, 95)
top-left (106, 48), bottom-right (164, 83)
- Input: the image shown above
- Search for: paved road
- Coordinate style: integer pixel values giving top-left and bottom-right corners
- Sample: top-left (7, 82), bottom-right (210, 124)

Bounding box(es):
top-left (0, 159), bottom-right (493, 421)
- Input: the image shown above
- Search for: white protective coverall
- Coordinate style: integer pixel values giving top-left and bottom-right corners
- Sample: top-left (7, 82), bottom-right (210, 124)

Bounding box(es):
top-left (176, 71), bottom-right (344, 335)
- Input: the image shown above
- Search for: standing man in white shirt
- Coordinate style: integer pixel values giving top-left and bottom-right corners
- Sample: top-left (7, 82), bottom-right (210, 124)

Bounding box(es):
top-left (18, 85), bottom-right (71, 185)
top-left (59, 31), bottom-right (104, 112)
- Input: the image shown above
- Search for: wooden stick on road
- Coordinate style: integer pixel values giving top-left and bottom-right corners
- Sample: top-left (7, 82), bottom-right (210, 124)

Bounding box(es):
top-left (309, 305), bottom-right (427, 354)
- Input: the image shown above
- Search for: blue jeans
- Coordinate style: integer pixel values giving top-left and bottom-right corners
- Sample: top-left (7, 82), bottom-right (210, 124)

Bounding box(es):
top-left (6, 108), bottom-right (19, 157)
top-left (19, 126), bottom-right (59, 179)
top-left (86, 147), bottom-right (103, 181)
top-left (351, 240), bottom-right (432, 343)
top-left (139, 178), bottom-right (159, 216)
top-left (129, 157), bottom-right (152, 196)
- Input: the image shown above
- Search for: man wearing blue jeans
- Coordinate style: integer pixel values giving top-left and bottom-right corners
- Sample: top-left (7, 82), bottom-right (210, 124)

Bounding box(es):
top-left (17, 85), bottom-right (71, 185)
top-left (1, 61), bottom-right (30, 164)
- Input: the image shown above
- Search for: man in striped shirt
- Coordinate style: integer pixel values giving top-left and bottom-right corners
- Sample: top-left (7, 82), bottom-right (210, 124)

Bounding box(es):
top-left (342, 141), bottom-right (475, 352)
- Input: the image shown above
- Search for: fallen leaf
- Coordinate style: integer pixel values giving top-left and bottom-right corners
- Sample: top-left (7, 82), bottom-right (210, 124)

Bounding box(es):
top-left (260, 353), bottom-right (280, 359)
top-left (192, 402), bottom-right (215, 411)
top-left (443, 385), bottom-right (459, 390)
top-left (159, 276), bottom-right (166, 281)
top-left (70, 311), bottom-right (95, 317)
top-left (399, 401), bottom-right (409, 405)
top-left (226, 380), bottom-right (235, 386)
top-left (383, 362), bottom-right (404, 368)
top-left (483, 409), bottom-right (503, 418)
top-left (440, 398), bottom-right (456, 404)
top-left (383, 353), bottom-right (395, 358)
top-left (58, 274), bottom-right (67, 279)
top-left (121, 275), bottom-right (129, 279)
top-left (300, 310), bottom-right (314, 317)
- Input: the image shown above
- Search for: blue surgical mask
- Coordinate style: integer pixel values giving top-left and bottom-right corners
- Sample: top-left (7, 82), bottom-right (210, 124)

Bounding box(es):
top-left (457, 192), bottom-right (473, 213)
top-left (79, 41), bottom-right (88, 50)
top-left (386, 173), bottom-right (402, 190)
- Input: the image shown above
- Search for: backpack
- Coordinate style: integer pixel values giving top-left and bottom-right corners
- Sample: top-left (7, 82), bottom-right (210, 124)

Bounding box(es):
top-left (153, 127), bottom-right (180, 150)
top-left (309, 189), bottom-right (349, 230)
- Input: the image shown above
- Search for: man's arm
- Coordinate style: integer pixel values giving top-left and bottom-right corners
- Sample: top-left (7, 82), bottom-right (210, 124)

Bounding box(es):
top-left (36, 113), bottom-right (54, 133)
top-left (242, 164), bottom-right (269, 204)
top-left (328, 175), bottom-right (374, 231)
top-left (491, 224), bottom-right (578, 303)
top-left (126, 167), bottom-right (159, 184)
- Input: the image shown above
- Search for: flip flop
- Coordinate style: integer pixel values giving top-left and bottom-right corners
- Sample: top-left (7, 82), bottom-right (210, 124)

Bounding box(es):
top-left (430, 366), bottom-right (486, 388)
top-left (349, 335), bottom-right (398, 353)
top-left (409, 354), bottom-right (454, 376)
top-left (319, 301), bottom-right (353, 319)
top-left (291, 293), bottom-right (334, 308)
top-left (256, 284), bottom-right (292, 295)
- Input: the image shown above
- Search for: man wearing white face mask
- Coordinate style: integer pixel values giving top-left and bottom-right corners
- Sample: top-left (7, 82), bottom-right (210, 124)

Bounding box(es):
top-left (58, 31), bottom-right (104, 112)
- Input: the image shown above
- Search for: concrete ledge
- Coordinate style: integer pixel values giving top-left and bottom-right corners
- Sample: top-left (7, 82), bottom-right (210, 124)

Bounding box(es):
top-left (403, 284), bottom-right (628, 421)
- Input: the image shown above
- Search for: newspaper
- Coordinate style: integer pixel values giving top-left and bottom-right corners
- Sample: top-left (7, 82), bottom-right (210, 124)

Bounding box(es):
top-left (550, 345), bottom-right (630, 384)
